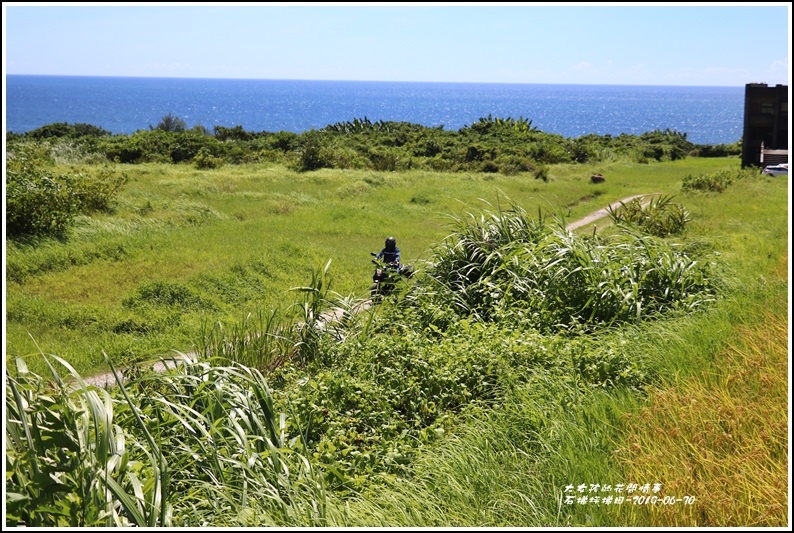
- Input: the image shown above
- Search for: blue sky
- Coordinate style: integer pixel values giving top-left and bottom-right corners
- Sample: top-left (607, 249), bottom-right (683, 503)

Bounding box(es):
top-left (3, 3), bottom-right (791, 87)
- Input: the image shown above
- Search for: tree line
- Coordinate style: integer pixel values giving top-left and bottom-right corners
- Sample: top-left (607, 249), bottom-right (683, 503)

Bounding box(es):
top-left (7, 113), bottom-right (741, 174)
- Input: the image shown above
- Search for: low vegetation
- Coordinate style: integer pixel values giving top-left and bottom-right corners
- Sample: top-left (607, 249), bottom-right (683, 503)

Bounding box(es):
top-left (9, 116), bottom-right (718, 174)
top-left (4, 119), bottom-right (786, 527)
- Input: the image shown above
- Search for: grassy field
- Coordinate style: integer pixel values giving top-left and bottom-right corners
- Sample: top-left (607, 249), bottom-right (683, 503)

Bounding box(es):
top-left (6, 156), bottom-right (748, 377)
top-left (4, 155), bottom-right (790, 527)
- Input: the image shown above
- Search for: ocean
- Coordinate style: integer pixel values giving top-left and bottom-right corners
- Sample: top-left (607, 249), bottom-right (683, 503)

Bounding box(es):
top-left (4, 75), bottom-right (745, 145)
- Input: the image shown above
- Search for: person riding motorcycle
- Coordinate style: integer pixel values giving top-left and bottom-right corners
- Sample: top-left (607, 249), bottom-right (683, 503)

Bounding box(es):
top-left (376, 237), bottom-right (401, 266)
top-left (370, 237), bottom-right (413, 299)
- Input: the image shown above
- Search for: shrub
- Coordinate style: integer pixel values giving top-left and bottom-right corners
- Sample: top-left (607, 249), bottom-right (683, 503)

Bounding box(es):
top-left (570, 138), bottom-right (599, 163)
top-left (6, 148), bottom-right (79, 238)
top-left (463, 143), bottom-right (496, 163)
top-left (99, 130), bottom-right (168, 163)
top-left (265, 130), bottom-right (301, 152)
top-left (292, 134), bottom-right (332, 172)
top-left (533, 164), bottom-right (550, 182)
top-left (607, 194), bottom-right (691, 237)
top-left (573, 344), bottom-right (648, 390)
top-left (690, 142), bottom-right (741, 158)
top-left (681, 170), bottom-right (734, 192)
top-left (529, 138), bottom-right (574, 164)
top-left (168, 131), bottom-right (220, 163)
top-left (367, 146), bottom-right (398, 171)
top-left (415, 200), bottom-right (716, 332)
top-left (13, 118), bottom-right (734, 174)
top-left (492, 154), bottom-right (535, 175)
top-left (71, 167), bottom-right (131, 212)
top-left (26, 122), bottom-right (112, 139)
top-left (49, 138), bottom-right (110, 165)
top-left (6, 142), bottom-right (130, 239)
top-left (213, 124), bottom-right (252, 141)
top-left (193, 147), bottom-right (224, 169)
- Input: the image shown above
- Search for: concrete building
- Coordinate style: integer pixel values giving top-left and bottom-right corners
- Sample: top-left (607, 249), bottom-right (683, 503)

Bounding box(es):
top-left (741, 83), bottom-right (788, 168)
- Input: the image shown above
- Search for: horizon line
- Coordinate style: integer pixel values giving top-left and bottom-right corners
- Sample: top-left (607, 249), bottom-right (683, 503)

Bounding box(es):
top-left (5, 73), bottom-right (768, 89)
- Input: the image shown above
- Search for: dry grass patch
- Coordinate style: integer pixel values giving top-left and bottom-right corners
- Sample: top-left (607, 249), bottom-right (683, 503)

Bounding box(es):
top-left (619, 305), bottom-right (788, 526)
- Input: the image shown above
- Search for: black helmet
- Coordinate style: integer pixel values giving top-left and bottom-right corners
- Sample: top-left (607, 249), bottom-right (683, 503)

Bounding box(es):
top-left (385, 236), bottom-right (396, 249)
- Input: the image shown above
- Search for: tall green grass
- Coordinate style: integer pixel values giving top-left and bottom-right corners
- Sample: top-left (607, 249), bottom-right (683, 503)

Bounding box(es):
top-left (5, 353), bottom-right (171, 527)
top-left (5, 351), bottom-right (333, 527)
top-left (413, 199), bottom-right (717, 331)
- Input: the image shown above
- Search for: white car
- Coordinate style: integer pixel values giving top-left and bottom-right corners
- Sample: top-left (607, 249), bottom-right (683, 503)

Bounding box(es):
top-left (761, 163), bottom-right (788, 176)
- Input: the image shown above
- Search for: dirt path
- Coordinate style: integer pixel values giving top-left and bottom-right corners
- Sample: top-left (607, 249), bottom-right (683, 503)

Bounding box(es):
top-left (565, 193), bottom-right (657, 231)
top-left (76, 352), bottom-right (197, 389)
top-left (78, 193), bottom-right (656, 389)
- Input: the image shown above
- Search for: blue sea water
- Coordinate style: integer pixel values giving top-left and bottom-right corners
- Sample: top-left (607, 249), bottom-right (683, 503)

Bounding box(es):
top-left (4, 75), bottom-right (745, 145)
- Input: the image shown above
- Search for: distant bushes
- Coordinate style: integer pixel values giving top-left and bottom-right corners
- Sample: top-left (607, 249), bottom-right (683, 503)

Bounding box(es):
top-left (21, 121), bottom-right (112, 140)
top-left (8, 115), bottom-right (731, 174)
top-left (97, 129), bottom-right (225, 164)
top-left (681, 167), bottom-right (758, 193)
top-left (5, 144), bottom-right (129, 239)
top-left (193, 147), bottom-right (224, 169)
top-left (682, 170), bottom-right (735, 193)
top-left (689, 141), bottom-right (742, 158)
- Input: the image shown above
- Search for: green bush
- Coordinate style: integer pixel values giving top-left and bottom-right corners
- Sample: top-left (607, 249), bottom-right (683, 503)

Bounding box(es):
top-left (607, 194), bottom-right (691, 237)
top-left (212, 124), bottom-right (252, 141)
top-left (292, 134), bottom-right (332, 172)
top-left (264, 130), bottom-right (301, 152)
top-left (71, 167), bottom-right (131, 212)
top-left (533, 164), bottom-right (550, 182)
top-left (6, 149), bottom-right (80, 238)
top-left (492, 154), bottom-right (536, 175)
top-left (274, 322), bottom-right (511, 492)
top-left (26, 122), bottom-right (112, 139)
top-left (573, 344), bottom-right (648, 390)
top-left (97, 129), bottom-right (222, 164)
top-left (151, 112), bottom-right (187, 132)
top-left (690, 142), bottom-right (741, 158)
top-left (681, 169), bottom-right (734, 192)
top-left (368, 146), bottom-right (410, 171)
top-left (414, 201), bottom-right (716, 332)
top-left (193, 147), bottom-right (224, 169)
top-left (6, 144), bottom-right (130, 239)
top-left (12, 118), bottom-right (738, 174)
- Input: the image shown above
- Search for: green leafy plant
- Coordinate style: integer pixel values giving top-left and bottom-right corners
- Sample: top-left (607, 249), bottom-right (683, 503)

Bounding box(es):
top-left (607, 194), bottom-right (691, 237)
top-left (193, 147), bottom-right (224, 169)
top-left (5, 146), bottom-right (127, 239)
top-left (681, 170), bottom-right (734, 192)
top-left (413, 198), bottom-right (714, 331)
top-left (6, 153), bottom-right (79, 238)
top-left (5, 355), bottom-right (171, 527)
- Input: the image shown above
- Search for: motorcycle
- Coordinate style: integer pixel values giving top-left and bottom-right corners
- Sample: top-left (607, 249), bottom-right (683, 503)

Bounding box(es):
top-left (370, 252), bottom-right (414, 300)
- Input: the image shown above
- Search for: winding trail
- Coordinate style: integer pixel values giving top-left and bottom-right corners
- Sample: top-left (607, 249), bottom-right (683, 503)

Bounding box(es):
top-left (565, 193), bottom-right (657, 231)
top-left (78, 193), bottom-right (657, 389)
